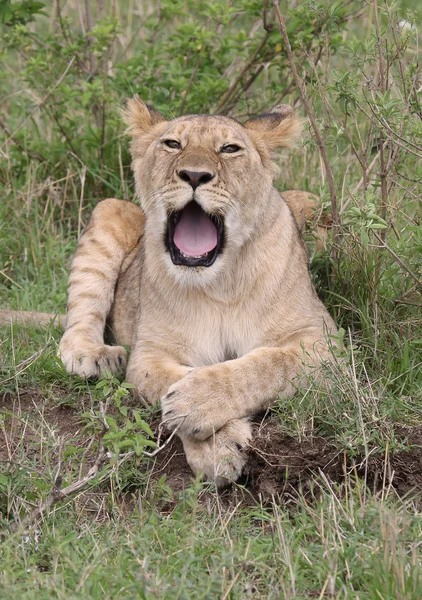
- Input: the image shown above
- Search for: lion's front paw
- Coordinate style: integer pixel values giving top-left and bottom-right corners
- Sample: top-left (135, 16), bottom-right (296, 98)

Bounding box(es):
top-left (161, 369), bottom-right (235, 440)
top-left (59, 338), bottom-right (127, 378)
top-left (182, 419), bottom-right (252, 488)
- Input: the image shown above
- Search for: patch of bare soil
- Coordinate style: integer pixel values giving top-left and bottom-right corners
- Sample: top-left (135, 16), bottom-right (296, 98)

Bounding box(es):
top-left (149, 419), bottom-right (422, 503)
top-left (0, 389), bottom-right (83, 464)
top-left (146, 427), bottom-right (194, 495)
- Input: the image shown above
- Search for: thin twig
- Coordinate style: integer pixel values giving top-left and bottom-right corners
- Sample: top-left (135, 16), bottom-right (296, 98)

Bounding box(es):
top-left (84, 0), bottom-right (95, 75)
top-left (340, 142), bottom-right (388, 214)
top-left (144, 420), bottom-right (184, 458)
top-left (370, 0), bottom-right (388, 242)
top-left (271, 1), bottom-right (340, 264)
top-left (1, 56), bottom-right (76, 151)
top-left (372, 230), bottom-right (422, 289)
top-left (214, 31), bottom-right (271, 114)
top-left (358, 98), bottom-right (422, 160)
top-left (14, 448), bottom-right (108, 532)
top-left (12, 415), bottom-right (184, 531)
top-left (180, 59), bottom-right (202, 115)
top-left (0, 119), bottom-right (45, 162)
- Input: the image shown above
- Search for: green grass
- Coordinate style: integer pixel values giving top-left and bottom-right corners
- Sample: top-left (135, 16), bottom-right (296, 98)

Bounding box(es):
top-left (1, 486), bottom-right (421, 599)
top-left (1, 0), bottom-right (422, 597)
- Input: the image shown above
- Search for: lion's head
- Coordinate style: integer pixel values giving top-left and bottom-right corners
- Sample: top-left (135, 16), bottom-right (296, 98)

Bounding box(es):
top-left (122, 96), bottom-right (301, 286)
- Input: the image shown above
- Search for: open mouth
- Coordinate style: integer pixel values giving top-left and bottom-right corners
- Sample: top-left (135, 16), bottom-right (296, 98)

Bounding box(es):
top-left (166, 201), bottom-right (224, 267)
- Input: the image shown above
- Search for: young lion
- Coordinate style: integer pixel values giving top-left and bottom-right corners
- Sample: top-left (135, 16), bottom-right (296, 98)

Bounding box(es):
top-left (57, 96), bottom-right (337, 485)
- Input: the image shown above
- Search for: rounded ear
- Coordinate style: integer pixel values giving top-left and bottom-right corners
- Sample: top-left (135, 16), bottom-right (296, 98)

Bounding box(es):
top-left (121, 94), bottom-right (167, 137)
top-left (243, 105), bottom-right (302, 150)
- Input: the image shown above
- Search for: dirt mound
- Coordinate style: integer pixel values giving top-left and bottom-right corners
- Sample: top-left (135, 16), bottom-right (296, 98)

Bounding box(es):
top-left (363, 426), bottom-right (422, 500)
top-left (149, 419), bottom-right (422, 502)
top-left (246, 421), bottom-right (345, 499)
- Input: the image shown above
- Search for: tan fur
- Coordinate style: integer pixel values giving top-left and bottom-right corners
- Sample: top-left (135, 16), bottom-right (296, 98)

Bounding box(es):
top-left (282, 190), bottom-right (332, 251)
top-left (0, 310), bottom-right (66, 328)
top-left (54, 97), bottom-right (338, 485)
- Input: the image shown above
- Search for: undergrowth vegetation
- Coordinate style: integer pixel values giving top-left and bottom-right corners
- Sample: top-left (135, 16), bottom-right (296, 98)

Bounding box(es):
top-left (0, 0), bottom-right (421, 598)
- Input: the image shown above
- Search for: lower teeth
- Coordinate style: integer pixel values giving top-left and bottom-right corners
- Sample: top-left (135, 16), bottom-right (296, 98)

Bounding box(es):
top-left (181, 252), bottom-right (207, 259)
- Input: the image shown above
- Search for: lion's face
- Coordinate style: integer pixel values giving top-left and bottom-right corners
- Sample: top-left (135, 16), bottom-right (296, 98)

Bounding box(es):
top-left (135, 116), bottom-right (273, 272)
top-left (123, 97), bottom-right (301, 286)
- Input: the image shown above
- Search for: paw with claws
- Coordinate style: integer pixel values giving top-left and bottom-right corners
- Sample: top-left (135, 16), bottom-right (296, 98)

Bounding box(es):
top-left (59, 339), bottom-right (127, 378)
top-left (161, 367), bottom-right (237, 440)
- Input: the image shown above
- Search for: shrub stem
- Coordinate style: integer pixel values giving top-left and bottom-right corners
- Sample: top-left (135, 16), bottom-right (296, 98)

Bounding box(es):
top-left (272, 1), bottom-right (340, 265)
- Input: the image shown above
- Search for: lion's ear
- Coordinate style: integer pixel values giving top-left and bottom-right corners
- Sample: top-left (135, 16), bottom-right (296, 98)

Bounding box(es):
top-left (121, 95), bottom-right (167, 136)
top-left (243, 105), bottom-right (301, 150)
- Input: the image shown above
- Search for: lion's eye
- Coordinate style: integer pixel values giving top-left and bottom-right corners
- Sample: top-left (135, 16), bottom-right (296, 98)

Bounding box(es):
top-left (163, 140), bottom-right (181, 149)
top-left (220, 144), bottom-right (241, 154)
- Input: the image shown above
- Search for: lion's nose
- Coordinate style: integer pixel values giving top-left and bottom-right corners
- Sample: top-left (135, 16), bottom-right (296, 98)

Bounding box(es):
top-left (178, 170), bottom-right (214, 190)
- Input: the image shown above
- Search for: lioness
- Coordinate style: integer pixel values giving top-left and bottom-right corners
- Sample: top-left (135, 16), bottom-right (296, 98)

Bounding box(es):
top-left (5, 97), bottom-right (338, 485)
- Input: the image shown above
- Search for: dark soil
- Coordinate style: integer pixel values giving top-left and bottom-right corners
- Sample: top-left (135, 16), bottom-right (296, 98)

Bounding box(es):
top-left (363, 426), bottom-right (422, 500)
top-left (149, 419), bottom-right (422, 503)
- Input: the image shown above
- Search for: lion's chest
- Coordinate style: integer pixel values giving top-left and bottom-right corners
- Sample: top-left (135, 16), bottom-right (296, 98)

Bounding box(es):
top-left (186, 302), bottom-right (262, 367)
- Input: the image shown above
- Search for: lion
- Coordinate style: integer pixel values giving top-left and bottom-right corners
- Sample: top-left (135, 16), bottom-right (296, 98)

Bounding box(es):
top-left (0, 96), bottom-right (337, 486)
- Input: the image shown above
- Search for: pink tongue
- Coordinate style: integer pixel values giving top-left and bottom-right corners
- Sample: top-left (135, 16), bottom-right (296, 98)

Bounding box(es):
top-left (174, 202), bottom-right (218, 256)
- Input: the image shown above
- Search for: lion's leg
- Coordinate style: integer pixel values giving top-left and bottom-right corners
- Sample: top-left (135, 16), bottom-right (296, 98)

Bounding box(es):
top-left (126, 346), bottom-right (193, 404)
top-left (161, 333), bottom-right (334, 441)
top-left (129, 337), bottom-right (329, 487)
top-left (59, 199), bottom-right (144, 378)
top-left (127, 335), bottom-right (330, 485)
top-left (126, 346), bottom-right (252, 486)
top-left (281, 190), bottom-right (319, 231)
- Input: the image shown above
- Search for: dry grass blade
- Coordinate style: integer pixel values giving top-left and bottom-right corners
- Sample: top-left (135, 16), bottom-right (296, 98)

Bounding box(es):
top-left (0, 342), bottom-right (52, 384)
